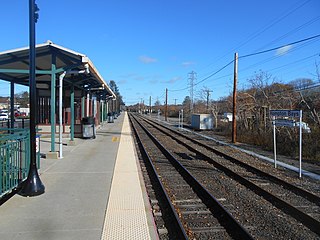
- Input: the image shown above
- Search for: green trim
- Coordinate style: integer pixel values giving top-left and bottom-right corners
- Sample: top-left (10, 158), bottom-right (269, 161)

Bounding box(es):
top-left (0, 128), bottom-right (30, 196)
top-left (0, 69), bottom-right (52, 74)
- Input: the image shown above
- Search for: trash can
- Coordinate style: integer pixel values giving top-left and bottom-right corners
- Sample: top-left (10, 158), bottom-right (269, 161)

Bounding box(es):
top-left (82, 117), bottom-right (96, 139)
top-left (107, 113), bottom-right (114, 123)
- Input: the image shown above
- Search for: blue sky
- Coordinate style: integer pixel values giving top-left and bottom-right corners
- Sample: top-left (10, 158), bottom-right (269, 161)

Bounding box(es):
top-left (0, 0), bottom-right (319, 105)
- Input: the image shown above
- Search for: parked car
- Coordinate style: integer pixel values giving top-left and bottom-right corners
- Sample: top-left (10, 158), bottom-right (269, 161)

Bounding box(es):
top-left (0, 109), bottom-right (8, 114)
top-left (0, 113), bottom-right (9, 121)
top-left (15, 111), bottom-right (27, 117)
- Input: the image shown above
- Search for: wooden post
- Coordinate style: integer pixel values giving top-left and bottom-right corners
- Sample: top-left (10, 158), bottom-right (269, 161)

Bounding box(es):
top-left (232, 53), bottom-right (238, 143)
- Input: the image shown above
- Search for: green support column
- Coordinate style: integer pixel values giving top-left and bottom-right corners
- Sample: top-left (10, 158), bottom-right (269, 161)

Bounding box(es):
top-left (10, 81), bottom-right (15, 129)
top-left (50, 54), bottom-right (56, 153)
top-left (70, 84), bottom-right (75, 141)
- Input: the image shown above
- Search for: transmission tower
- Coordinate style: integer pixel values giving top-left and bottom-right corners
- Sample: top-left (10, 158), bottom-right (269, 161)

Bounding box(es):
top-left (188, 71), bottom-right (196, 113)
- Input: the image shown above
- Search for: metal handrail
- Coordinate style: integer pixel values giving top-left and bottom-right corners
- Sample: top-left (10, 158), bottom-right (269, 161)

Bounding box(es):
top-left (0, 128), bottom-right (30, 197)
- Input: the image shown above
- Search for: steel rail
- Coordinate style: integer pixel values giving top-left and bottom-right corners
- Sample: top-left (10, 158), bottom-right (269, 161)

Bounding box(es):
top-left (129, 115), bottom-right (189, 240)
top-left (130, 113), bottom-right (254, 240)
top-left (136, 114), bottom-right (320, 235)
top-left (142, 115), bottom-right (320, 205)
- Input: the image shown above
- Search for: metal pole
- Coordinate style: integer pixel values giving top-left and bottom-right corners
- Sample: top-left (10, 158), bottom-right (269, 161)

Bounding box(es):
top-left (81, 95), bottom-right (85, 118)
top-left (232, 53), bottom-right (238, 143)
top-left (149, 96), bottom-right (151, 115)
top-left (165, 88), bottom-right (168, 121)
top-left (273, 116), bottom-right (277, 168)
top-left (70, 84), bottom-right (74, 141)
top-left (181, 109), bottom-right (183, 129)
top-left (86, 93), bottom-right (90, 117)
top-left (10, 81), bottom-right (15, 129)
top-left (299, 110), bottom-right (302, 178)
top-left (59, 72), bottom-right (65, 158)
top-left (20, 0), bottom-right (45, 196)
top-left (101, 100), bottom-right (104, 122)
top-left (50, 53), bottom-right (56, 153)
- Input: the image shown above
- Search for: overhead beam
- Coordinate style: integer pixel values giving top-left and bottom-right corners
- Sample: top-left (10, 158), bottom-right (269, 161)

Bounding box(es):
top-left (0, 68), bottom-right (52, 74)
top-left (0, 51), bottom-right (48, 66)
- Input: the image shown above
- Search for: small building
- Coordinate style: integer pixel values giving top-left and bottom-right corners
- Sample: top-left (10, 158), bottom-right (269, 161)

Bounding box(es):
top-left (191, 114), bottom-right (213, 130)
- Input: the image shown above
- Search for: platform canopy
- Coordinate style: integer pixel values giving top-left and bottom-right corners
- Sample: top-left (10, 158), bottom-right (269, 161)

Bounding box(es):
top-left (0, 40), bottom-right (116, 98)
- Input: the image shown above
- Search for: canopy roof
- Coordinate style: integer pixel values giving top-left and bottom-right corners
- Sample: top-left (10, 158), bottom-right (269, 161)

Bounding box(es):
top-left (0, 40), bottom-right (116, 98)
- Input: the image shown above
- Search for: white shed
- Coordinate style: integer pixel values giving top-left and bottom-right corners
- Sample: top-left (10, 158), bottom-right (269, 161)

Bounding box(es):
top-left (191, 114), bottom-right (213, 130)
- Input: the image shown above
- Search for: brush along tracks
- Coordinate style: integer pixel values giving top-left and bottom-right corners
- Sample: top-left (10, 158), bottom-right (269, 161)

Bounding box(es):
top-left (130, 113), bottom-right (320, 240)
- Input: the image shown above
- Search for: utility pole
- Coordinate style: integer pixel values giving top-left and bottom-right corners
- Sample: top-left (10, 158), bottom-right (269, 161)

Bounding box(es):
top-left (232, 53), bottom-right (238, 143)
top-left (165, 88), bottom-right (168, 121)
top-left (204, 89), bottom-right (213, 113)
top-left (188, 71), bottom-right (196, 113)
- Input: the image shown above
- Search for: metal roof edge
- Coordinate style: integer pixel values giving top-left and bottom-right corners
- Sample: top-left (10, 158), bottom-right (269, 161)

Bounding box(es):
top-left (45, 40), bottom-right (86, 57)
top-left (87, 58), bottom-right (116, 99)
top-left (0, 42), bottom-right (45, 56)
top-left (0, 40), bottom-right (86, 58)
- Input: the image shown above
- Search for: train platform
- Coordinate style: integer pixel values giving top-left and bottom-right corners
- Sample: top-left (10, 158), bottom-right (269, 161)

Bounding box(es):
top-left (0, 112), bottom-right (158, 240)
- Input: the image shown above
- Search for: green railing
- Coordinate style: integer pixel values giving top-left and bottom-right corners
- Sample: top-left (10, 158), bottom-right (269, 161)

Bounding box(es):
top-left (0, 128), bottom-right (30, 197)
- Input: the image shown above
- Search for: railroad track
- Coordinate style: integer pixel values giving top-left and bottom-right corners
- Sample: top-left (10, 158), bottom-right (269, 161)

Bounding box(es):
top-left (130, 113), bottom-right (320, 239)
top-left (130, 114), bottom-right (253, 239)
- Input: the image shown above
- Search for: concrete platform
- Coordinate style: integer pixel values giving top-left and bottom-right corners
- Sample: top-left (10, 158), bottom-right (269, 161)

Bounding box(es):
top-left (0, 112), bottom-right (158, 240)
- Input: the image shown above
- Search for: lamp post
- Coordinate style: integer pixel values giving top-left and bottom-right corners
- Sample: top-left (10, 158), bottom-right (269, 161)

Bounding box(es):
top-left (20, 0), bottom-right (45, 196)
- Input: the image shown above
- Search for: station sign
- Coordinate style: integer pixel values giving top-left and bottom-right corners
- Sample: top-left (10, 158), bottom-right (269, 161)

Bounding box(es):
top-left (273, 119), bottom-right (295, 127)
top-left (270, 110), bottom-right (301, 118)
top-left (270, 109), bottom-right (303, 178)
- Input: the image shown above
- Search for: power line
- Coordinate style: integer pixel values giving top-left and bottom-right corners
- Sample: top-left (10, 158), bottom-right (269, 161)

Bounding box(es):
top-left (169, 60), bottom-right (234, 92)
top-left (239, 34), bottom-right (320, 59)
top-left (254, 15), bottom-right (320, 52)
top-left (167, 33), bottom-right (319, 101)
top-left (195, 0), bottom-right (311, 75)
top-left (237, 38), bottom-right (320, 76)
top-left (233, 0), bottom-right (312, 52)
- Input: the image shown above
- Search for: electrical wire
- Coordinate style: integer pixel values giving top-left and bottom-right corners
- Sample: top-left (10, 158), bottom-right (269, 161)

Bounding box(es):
top-left (169, 59), bottom-right (234, 92)
top-left (238, 38), bottom-right (320, 76)
top-left (195, 0), bottom-right (312, 75)
top-left (237, 53), bottom-right (320, 85)
top-left (167, 34), bottom-right (320, 95)
top-left (233, 0), bottom-right (311, 52)
top-left (239, 34), bottom-right (320, 59)
top-left (254, 15), bottom-right (320, 52)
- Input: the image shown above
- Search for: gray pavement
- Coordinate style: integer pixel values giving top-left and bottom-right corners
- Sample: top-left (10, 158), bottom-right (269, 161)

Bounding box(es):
top-left (0, 114), bottom-right (124, 240)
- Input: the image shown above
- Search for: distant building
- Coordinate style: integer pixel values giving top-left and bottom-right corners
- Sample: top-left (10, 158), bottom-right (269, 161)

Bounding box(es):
top-left (223, 112), bottom-right (233, 122)
top-left (0, 97), bottom-right (9, 110)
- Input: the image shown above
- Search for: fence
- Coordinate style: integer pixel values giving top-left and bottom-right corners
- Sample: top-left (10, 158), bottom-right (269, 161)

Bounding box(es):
top-left (0, 128), bottom-right (30, 197)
